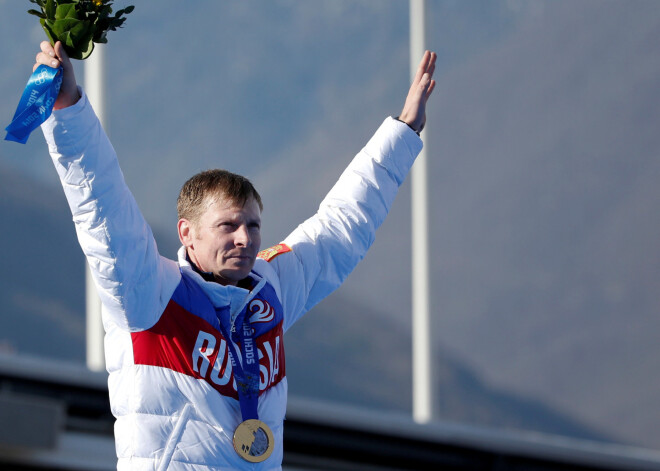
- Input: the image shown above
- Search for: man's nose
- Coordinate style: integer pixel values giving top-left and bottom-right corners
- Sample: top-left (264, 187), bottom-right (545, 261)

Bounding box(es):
top-left (235, 225), bottom-right (250, 247)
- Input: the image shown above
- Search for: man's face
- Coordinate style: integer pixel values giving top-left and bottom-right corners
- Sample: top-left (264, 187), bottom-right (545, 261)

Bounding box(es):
top-left (179, 195), bottom-right (262, 286)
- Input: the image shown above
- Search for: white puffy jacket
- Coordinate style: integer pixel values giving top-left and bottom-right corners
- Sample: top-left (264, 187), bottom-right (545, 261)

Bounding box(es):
top-left (42, 89), bottom-right (422, 470)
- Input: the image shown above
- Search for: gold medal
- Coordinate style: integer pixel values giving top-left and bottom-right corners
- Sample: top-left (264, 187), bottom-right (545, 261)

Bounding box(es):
top-left (233, 419), bottom-right (275, 463)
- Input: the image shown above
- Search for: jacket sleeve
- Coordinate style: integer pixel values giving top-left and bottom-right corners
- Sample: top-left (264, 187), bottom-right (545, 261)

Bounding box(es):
top-left (41, 89), bottom-right (181, 332)
top-left (269, 117), bottom-right (423, 331)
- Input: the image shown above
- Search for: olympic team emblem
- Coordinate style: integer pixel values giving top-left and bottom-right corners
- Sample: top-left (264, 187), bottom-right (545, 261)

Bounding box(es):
top-left (249, 299), bottom-right (275, 324)
top-left (33, 68), bottom-right (49, 86)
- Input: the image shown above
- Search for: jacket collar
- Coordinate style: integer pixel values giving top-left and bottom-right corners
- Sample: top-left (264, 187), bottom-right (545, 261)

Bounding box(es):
top-left (177, 246), bottom-right (265, 320)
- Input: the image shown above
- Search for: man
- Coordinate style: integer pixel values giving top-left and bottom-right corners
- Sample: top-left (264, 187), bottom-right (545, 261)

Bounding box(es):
top-left (35, 40), bottom-right (436, 470)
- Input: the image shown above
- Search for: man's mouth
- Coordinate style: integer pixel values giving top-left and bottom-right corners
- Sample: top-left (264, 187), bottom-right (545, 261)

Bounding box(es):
top-left (228, 253), bottom-right (253, 261)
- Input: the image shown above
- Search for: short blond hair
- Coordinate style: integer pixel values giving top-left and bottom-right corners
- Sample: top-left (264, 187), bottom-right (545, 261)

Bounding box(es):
top-left (177, 169), bottom-right (263, 223)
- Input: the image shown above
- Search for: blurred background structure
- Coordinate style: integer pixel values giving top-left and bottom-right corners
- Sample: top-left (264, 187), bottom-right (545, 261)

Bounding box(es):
top-left (1, 0), bottom-right (660, 469)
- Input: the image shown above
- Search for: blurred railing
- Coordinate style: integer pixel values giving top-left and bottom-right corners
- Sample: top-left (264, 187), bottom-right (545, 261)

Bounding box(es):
top-left (2, 354), bottom-right (660, 471)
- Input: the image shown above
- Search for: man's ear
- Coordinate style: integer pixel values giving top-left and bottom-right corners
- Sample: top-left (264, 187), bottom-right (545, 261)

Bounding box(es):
top-left (177, 219), bottom-right (193, 247)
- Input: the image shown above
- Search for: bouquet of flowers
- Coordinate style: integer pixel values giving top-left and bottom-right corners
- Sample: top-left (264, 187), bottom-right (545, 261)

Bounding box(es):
top-left (28, 0), bottom-right (134, 60)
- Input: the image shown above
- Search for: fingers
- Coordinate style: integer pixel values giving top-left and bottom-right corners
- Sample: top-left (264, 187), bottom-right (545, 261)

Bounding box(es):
top-left (36, 41), bottom-right (61, 69)
top-left (53, 41), bottom-right (72, 69)
top-left (40, 40), bottom-right (53, 55)
top-left (32, 41), bottom-right (80, 109)
top-left (409, 52), bottom-right (437, 111)
top-left (426, 54), bottom-right (436, 82)
top-left (398, 51), bottom-right (437, 133)
top-left (413, 51), bottom-right (437, 88)
top-left (427, 79), bottom-right (436, 98)
top-left (417, 52), bottom-right (437, 101)
top-left (412, 50), bottom-right (431, 86)
top-left (35, 41), bottom-right (72, 71)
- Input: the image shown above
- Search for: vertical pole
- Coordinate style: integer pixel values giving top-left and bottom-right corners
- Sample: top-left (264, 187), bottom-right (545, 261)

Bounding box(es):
top-left (410, 0), bottom-right (433, 424)
top-left (84, 44), bottom-right (106, 372)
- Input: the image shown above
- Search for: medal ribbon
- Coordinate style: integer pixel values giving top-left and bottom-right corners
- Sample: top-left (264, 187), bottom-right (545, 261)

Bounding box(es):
top-left (5, 65), bottom-right (63, 144)
top-left (217, 307), bottom-right (261, 421)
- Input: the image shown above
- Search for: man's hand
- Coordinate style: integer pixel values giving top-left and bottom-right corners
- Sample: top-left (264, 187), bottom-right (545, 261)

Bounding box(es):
top-left (398, 50), bottom-right (436, 134)
top-left (34, 41), bottom-right (80, 110)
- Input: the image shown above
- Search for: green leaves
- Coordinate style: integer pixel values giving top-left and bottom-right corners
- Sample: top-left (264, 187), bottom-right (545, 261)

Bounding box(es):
top-left (27, 0), bottom-right (134, 60)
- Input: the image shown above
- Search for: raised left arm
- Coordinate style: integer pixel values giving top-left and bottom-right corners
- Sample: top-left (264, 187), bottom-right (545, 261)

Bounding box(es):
top-left (265, 51), bottom-right (437, 330)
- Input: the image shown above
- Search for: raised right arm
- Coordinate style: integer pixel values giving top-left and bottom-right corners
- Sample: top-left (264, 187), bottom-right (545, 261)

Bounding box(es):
top-left (37, 42), bottom-right (180, 331)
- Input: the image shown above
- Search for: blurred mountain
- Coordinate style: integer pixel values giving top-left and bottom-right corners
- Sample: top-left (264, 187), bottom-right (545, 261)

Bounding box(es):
top-left (0, 162), bottom-right (85, 360)
top-left (423, 0), bottom-right (660, 448)
top-left (286, 294), bottom-right (612, 443)
top-left (0, 162), bottom-right (179, 360)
